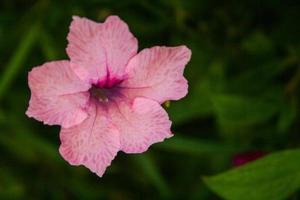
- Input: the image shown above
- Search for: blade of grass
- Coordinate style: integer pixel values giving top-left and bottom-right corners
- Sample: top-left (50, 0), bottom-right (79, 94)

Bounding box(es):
top-left (0, 24), bottom-right (39, 100)
top-left (39, 30), bottom-right (58, 60)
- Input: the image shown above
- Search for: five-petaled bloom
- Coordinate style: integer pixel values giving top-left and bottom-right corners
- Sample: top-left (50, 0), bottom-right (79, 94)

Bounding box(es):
top-left (26, 15), bottom-right (191, 177)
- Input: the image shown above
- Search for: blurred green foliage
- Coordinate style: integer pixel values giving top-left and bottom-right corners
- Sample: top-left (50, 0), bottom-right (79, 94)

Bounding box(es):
top-left (204, 149), bottom-right (300, 200)
top-left (0, 0), bottom-right (299, 199)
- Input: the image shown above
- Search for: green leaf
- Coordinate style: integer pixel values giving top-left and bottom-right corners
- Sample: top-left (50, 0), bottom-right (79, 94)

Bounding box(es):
top-left (0, 167), bottom-right (25, 199)
top-left (277, 100), bottom-right (297, 133)
top-left (156, 136), bottom-right (240, 155)
top-left (242, 32), bottom-right (274, 57)
top-left (211, 94), bottom-right (279, 127)
top-left (168, 60), bottom-right (226, 123)
top-left (0, 119), bottom-right (61, 164)
top-left (0, 130), bottom-right (61, 164)
top-left (204, 149), bottom-right (300, 200)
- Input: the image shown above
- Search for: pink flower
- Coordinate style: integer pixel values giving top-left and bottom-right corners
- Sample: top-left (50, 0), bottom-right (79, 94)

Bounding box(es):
top-left (26, 15), bottom-right (191, 177)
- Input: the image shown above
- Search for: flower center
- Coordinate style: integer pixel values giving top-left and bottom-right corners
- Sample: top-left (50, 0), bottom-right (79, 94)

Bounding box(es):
top-left (89, 85), bottom-right (110, 102)
top-left (89, 77), bottom-right (123, 102)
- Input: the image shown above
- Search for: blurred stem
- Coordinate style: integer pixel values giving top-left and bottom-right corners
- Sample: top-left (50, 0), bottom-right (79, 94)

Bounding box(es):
top-left (0, 24), bottom-right (39, 100)
top-left (132, 154), bottom-right (171, 198)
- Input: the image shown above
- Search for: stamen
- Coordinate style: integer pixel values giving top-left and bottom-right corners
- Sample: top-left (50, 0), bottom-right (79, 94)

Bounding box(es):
top-left (90, 86), bottom-right (109, 102)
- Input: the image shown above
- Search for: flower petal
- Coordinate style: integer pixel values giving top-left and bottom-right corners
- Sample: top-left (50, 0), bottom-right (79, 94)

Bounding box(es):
top-left (67, 15), bottom-right (138, 85)
top-left (59, 101), bottom-right (120, 177)
top-left (120, 46), bottom-right (191, 103)
top-left (26, 60), bottom-right (90, 128)
top-left (66, 16), bottom-right (105, 83)
top-left (67, 16), bottom-right (99, 50)
top-left (109, 97), bottom-right (172, 153)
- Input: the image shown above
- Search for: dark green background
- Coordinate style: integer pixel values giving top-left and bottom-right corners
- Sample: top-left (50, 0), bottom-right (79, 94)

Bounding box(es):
top-left (0, 0), bottom-right (299, 199)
